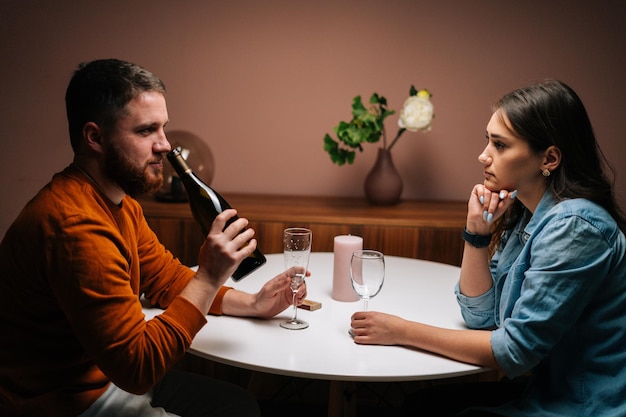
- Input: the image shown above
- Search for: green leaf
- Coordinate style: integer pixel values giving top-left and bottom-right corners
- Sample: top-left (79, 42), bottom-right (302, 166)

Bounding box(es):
top-left (351, 96), bottom-right (367, 118)
top-left (323, 91), bottom-right (396, 165)
top-left (323, 134), bottom-right (338, 151)
top-left (409, 85), bottom-right (417, 96)
top-left (345, 150), bottom-right (355, 164)
top-left (381, 108), bottom-right (396, 119)
top-left (323, 133), bottom-right (359, 165)
top-left (370, 93), bottom-right (387, 107)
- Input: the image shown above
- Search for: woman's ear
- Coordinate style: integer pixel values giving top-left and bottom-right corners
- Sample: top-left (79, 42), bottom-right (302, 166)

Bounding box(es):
top-left (542, 145), bottom-right (561, 172)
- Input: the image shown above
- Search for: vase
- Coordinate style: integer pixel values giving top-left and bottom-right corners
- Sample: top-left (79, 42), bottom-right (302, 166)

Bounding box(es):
top-left (364, 148), bottom-right (403, 205)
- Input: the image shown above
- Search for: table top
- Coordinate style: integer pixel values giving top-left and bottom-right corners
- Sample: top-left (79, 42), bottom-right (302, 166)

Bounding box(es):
top-left (143, 252), bottom-right (487, 382)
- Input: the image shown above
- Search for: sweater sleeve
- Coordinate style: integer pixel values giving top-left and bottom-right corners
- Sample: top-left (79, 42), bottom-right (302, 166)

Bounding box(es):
top-left (208, 286), bottom-right (233, 315)
top-left (132, 200), bottom-right (233, 316)
top-left (44, 193), bottom-right (237, 395)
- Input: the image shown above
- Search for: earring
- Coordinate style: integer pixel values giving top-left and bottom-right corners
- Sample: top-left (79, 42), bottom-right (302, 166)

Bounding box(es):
top-left (542, 169), bottom-right (551, 177)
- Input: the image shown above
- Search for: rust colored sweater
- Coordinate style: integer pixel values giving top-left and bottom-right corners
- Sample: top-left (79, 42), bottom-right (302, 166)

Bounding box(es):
top-left (0, 165), bottom-right (231, 417)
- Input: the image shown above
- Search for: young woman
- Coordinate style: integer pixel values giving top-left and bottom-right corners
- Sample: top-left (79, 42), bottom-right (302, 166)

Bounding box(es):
top-left (350, 80), bottom-right (626, 416)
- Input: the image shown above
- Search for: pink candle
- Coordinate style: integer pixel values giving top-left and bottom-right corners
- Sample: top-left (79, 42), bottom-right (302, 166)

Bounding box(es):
top-left (332, 235), bottom-right (362, 302)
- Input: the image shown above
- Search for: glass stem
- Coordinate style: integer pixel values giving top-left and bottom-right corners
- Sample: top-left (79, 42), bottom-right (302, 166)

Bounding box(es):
top-left (291, 291), bottom-right (298, 322)
top-left (363, 298), bottom-right (369, 311)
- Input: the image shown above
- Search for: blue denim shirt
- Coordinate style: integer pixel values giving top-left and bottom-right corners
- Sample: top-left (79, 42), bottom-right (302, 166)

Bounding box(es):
top-left (455, 191), bottom-right (626, 416)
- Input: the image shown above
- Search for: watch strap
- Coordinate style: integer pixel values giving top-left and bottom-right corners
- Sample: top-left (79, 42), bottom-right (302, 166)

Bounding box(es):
top-left (462, 227), bottom-right (492, 248)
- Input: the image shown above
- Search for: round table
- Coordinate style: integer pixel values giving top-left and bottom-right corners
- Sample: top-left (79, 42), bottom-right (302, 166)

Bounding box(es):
top-left (143, 252), bottom-right (486, 382)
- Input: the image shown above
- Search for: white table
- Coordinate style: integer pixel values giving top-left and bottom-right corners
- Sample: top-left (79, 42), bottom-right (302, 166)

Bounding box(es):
top-left (143, 253), bottom-right (488, 414)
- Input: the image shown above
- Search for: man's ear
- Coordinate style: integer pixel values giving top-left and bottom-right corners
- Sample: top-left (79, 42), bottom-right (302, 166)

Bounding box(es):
top-left (542, 145), bottom-right (561, 172)
top-left (82, 122), bottom-right (104, 153)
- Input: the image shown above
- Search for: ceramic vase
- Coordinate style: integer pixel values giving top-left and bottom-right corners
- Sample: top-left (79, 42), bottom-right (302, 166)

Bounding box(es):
top-left (364, 148), bottom-right (403, 205)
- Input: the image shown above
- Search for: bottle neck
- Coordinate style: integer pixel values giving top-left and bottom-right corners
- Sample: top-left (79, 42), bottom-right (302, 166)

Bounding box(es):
top-left (167, 148), bottom-right (193, 176)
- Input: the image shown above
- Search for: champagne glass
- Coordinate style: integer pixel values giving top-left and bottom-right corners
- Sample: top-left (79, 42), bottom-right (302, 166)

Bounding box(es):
top-left (350, 250), bottom-right (385, 311)
top-left (280, 228), bottom-right (312, 330)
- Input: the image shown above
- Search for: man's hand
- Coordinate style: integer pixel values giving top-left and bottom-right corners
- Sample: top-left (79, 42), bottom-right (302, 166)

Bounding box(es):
top-left (195, 209), bottom-right (257, 289)
top-left (253, 267), bottom-right (310, 318)
top-left (181, 209), bottom-right (257, 315)
top-left (222, 267), bottom-right (310, 318)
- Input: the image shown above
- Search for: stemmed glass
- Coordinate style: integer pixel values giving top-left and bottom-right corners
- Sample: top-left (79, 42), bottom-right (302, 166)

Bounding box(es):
top-left (280, 228), bottom-right (312, 330)
top-left (350, 250), bottom-right (385, 311)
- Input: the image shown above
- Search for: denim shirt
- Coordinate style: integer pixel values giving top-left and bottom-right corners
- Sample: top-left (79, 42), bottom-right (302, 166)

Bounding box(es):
top-left (455, 191), bottom-right (626, 416)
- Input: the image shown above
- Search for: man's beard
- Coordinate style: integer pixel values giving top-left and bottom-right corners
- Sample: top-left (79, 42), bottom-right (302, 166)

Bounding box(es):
top-left (104, 144), bottom-right (164, 198)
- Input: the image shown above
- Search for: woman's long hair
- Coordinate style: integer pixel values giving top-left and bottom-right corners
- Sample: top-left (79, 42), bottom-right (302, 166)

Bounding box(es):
top-left (489, 80), bottom-right (625, 255)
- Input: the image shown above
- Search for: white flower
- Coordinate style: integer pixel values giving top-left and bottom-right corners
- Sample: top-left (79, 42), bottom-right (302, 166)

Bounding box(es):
top-left (398, 94), bottom-right (434, 132)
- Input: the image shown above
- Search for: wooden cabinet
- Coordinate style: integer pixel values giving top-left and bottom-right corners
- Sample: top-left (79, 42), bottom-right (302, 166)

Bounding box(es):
top-left (138, 194), bottom-right (468, 267)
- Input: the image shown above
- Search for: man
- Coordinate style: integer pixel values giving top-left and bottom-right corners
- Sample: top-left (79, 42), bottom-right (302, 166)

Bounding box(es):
top-left (0, 59), bottom-right (305, 417)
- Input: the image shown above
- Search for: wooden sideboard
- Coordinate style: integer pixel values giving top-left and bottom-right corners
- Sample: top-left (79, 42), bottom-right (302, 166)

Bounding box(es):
top-left (138, 194), bottom-right (468, 267)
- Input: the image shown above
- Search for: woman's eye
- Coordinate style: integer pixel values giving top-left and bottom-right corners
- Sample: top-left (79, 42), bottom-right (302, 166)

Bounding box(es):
top-left (485, 136), bottom-right (505, 150)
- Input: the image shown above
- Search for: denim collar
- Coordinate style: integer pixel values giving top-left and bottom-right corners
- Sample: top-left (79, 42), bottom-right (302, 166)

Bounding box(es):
top-left (517, 191), bottom-right (558, 245)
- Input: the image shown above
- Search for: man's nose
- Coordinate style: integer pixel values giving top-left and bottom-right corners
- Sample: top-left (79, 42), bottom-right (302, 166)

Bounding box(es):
top-left (155, 131), bottom-right (171, 152)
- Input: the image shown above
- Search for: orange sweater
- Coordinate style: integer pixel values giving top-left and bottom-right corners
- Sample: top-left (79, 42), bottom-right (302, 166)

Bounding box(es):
top-left (0, 165), bottom-right (231, 417)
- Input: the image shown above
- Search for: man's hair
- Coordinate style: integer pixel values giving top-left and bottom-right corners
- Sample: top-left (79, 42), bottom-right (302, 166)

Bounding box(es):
top-left (65, 59), bottom-right (166, 153)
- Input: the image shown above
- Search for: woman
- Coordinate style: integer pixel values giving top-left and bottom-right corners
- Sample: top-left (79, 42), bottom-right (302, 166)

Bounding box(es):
top-left (350, 80), bottom-right (626, 416)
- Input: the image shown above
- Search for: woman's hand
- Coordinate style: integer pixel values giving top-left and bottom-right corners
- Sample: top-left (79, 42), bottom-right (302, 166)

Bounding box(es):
top-left (350, 311), bottom-right (499, 370)
top-left (350, 311), bottom-right (406, 345)
top-left (467, 184), bottom-right (517, 235)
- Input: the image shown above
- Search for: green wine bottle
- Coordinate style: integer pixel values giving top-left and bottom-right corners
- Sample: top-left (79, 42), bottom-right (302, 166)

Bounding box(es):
top-left (167, 147), bottom-right (266, 281)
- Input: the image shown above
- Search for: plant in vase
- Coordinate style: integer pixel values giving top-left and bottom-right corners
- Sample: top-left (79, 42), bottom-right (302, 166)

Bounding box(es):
top-left (323, 86), bottom-right (434, 205)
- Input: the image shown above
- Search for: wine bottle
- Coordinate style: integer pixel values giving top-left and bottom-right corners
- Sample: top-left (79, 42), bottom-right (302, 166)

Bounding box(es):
top-left (166, 146), bottom-right (266, 281)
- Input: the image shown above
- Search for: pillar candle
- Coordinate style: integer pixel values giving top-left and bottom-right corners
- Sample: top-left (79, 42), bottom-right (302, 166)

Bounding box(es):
top-left (332, 235), bottom-right (362, 302)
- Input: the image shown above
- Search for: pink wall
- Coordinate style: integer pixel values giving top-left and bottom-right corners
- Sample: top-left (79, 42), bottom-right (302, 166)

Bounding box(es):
top-left (1, 1), bottom-right (625, 237)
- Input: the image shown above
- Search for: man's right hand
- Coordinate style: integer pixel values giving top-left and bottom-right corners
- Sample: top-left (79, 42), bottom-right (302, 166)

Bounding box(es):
top-left (195, 209), bottom-right (257, 287)
top-left (181, 209), bottom-right (257, 314)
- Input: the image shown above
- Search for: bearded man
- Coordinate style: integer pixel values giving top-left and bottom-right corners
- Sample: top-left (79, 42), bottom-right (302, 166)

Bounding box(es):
top-left (0, 59), bottom-right (304, 417)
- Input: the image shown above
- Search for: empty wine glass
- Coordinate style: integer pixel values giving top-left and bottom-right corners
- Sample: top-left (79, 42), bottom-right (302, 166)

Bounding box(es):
top-left (280, 228), bottom-right (312, 330)
top-left (350, 250), bottom-right (385, 311)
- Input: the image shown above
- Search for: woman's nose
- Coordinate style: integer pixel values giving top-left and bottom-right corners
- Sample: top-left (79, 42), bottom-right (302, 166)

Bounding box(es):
top-left (478, 148), bottom-right (491, 165)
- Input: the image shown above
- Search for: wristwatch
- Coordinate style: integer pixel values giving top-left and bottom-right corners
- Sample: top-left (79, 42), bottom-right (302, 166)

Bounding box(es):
top-left (462, 227), bottom-right (492, 248)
